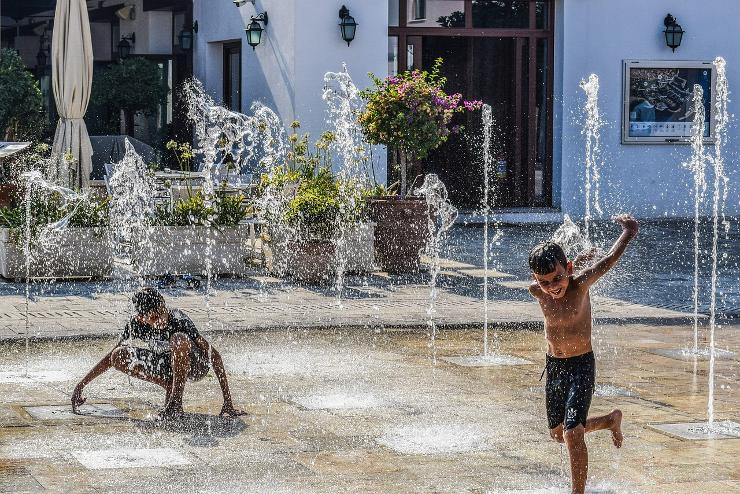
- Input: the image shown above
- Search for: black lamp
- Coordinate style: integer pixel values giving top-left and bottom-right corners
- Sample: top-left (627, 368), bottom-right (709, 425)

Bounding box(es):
top-left (663, 14), bottom-right (684, 52)
top-left (245, 12), bottom-right (268, 49)
top-left (117, 33), bottom-right (136, 59)
top-left (338, 5), bottom-right (357, 46)
top-left (36, 48), bottom-right (48, 70)
top-left (178, 21), bottom-right (198, 51)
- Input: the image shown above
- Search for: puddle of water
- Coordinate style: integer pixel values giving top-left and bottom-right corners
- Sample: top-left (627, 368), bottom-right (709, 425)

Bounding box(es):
top-left (593, 384), bottom-right (635, 397)
top-left (442, 355), bottom-right (533, 367)
top-left (24, 403), bottom-right (124, 420)
top-left (648, 420), bottom-right (740, 440)
top-left (377, 423), bottom-right (490, 454)
top-left (0, 369), bottom-right (71, 383)
top-left (488, 487), bottom-right (620, 494)
top-left (649, 348), bottom-right (736, 362)
top-left (293, 392), bottom-right (382, 410)
top-left (71, 447), bottom-right (190, 469)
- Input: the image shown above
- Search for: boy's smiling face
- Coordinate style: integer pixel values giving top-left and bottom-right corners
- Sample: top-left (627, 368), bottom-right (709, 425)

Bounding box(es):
top-left (533, 261), bottom-right (573, 299)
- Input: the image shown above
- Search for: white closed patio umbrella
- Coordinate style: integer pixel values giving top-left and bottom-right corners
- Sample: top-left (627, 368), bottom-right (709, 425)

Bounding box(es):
top-left (51, 0), bottom-right (94, 188)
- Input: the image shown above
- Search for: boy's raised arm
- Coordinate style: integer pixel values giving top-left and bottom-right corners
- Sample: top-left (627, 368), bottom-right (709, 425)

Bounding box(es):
top-left (575, 214), bottom-right (638, 289)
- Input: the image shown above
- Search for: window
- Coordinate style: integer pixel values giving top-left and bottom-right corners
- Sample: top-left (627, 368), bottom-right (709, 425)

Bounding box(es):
top-left (413, 0), bottom-right (426, 19)
top-left (223, 42), bottom-right (242, 112)
top-left (388, 36), bottom-right (399, 75)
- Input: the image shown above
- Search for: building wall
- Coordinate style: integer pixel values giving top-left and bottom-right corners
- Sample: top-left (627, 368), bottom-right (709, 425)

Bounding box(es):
top-left (558, 0), bottom-right (740, 218)
top-left (194, 0), bottom-right (387, 183)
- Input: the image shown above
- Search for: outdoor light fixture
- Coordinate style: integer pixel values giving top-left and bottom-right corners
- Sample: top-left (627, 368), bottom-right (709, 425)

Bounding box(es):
top-left (245, 12), bottom-right (268, 49)
top-left (663, 14), bottom-right (684, 52)
top-left (117, 33), bottom-right (136, 59)
top-left (36, 47), bottom-right (48, 70)
top-left (178, 21), bottom-right (198, 51)
top-left (338, 5), bottom-right (357, 46)
top-left (233, 0), bottom-right (255, 6)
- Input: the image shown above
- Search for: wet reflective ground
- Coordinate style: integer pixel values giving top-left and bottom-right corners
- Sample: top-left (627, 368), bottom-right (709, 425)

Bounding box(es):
top-left (0, 322), bottom-right (737, 493)
top-left (447, 219), bottom-right (740, 318)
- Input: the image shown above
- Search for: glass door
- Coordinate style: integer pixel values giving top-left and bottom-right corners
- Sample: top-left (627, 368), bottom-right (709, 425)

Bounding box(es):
top-left (223, 42), bottom-right (242, 112)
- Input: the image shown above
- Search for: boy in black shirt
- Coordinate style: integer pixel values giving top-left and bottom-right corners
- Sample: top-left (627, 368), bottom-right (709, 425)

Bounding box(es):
top-left (72, 288), bottom-right (245, 419)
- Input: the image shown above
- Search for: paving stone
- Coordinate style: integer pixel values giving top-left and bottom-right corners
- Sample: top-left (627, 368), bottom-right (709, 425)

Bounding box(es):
top-left (71, 447), bottom-right (190, 469)
top-left (24, 403), bottom-right (124, 421)
top-left (442, 354), bottom-right (533, 367)
top-left (647, 420), bottom-right (740, 440)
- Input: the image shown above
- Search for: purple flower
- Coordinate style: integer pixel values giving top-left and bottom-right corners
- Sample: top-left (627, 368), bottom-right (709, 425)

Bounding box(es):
top-left (463, 100), bottom-right (483, 111)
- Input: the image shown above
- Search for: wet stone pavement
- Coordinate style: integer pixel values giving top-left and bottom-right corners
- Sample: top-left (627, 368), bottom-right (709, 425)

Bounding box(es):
top-left (0, 220), bottom-right (737, 492)
top-left (0, 324), bottom-right (737, 493)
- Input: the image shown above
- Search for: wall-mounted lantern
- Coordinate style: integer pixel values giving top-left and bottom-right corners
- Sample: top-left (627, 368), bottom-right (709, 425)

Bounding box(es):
top-left (36, 29), bottom-right (50, 71)
top-left (338, 5), bottom-right (357, 46)
top-left (36, 48), bottom-right (48, 71)
top-left (663, 14), bottom-right (684, 52)
top-left (233, 0), bottom-right (254, 6)
top-left (178, 21), bottom-right (198, 51)
top-left (246, 12), bottom-right (268, 49)
top-left (117, 33), bottom-right (136, 59)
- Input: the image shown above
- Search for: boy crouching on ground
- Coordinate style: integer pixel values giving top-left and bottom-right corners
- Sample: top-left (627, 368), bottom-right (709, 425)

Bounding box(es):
top-left (528, 214), bottom-right (638, 494)
top-left (72, 287), bottom-right (246, 419)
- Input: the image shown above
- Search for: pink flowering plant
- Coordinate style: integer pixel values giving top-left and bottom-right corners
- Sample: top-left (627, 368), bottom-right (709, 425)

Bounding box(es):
top-left (359, 58), bottom-right (482, 197)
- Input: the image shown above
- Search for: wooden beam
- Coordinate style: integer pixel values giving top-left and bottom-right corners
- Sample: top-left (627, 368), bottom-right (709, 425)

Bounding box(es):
top-left (389, 27), bottom-right (551, 37)
top-left (143, 0), bottom-right (189, 12)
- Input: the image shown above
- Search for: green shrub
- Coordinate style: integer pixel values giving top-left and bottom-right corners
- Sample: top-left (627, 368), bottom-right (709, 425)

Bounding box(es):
top-left (0, 48), bottom-right (47, 141)
top-left (156, 188), bottom-right (249, 227)
top-left (91, 58), bottom-right (169, 136)
top-left (0, 192), bottom-right (110, 242)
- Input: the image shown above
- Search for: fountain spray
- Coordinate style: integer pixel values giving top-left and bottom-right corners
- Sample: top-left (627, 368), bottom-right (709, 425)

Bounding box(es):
top-left (323, 66), bottom-right (371, 306)
top-left (183, 80), bottom-right (288, 331)
top-left (579, 74), bottom-right (603, 240)
top-left (481, 104), bottom-right (492, 356)
top-left (20, 171), bottom-right (87, 376)
top-left (415, 174), bottom-right (458, 352)
top-left (708, 57), bottom-right (730, 425)
top-left (686, 85), bottom-right (708, 355)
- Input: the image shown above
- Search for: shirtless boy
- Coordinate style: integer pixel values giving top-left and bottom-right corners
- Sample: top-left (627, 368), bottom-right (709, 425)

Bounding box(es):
top-left (72, 287), bottom-right (245, 419)
top-left (528, 214), bottom-right (638, 494)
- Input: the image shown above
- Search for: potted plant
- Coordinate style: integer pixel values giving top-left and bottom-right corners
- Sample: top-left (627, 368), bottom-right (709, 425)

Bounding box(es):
top-left (260, 130), bottom-right (376, 283)
top-left (358, 58), bottom-right (481, 272)
top-left (0, 189), bottom-right (112, 279)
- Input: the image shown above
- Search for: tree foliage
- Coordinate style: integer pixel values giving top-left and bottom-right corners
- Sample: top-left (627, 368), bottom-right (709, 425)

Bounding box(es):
top-left (91, 57), bottom-right (169, 133)
top-left (0, 49), bottom-right (47, 141)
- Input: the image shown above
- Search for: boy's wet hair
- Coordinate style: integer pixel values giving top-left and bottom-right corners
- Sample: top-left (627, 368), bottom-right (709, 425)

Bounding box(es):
top-left (529, 242), bottom-right (568, 275)
top-left (132, 287), bottom-right (165, 315)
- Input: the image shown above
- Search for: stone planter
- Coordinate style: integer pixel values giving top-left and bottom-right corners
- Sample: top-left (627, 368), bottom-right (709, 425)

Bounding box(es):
top-left (266, 222), bottom-right (376, 283)
top-left (133, 225), bottom-right (252, 277)
top-left (366, 197), bottom-right (428, 273)
top-left (0, 227), bottom-right (112, 279)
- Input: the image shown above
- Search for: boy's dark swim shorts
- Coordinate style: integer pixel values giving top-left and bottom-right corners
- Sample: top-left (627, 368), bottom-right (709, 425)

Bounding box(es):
top-left (545, 351), bottom-right (595, 430)
top-left (124, 346), bottom-right (210, 382)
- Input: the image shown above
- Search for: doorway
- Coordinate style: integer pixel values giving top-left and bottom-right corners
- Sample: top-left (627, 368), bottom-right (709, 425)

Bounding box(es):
top-left (389, 0), bottom-right (554, 209)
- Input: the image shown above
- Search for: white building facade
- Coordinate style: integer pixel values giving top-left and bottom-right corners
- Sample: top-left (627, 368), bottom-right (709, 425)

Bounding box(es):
top-left (2, 0), bottom-right (738, 217)
top-left (194, 0), bottom-right (739, 218)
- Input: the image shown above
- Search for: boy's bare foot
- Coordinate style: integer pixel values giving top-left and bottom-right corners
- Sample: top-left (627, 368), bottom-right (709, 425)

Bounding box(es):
top-left (157, 403), bottom-right (185, 421)
top-left (609, 409), bottom-right (623, 448)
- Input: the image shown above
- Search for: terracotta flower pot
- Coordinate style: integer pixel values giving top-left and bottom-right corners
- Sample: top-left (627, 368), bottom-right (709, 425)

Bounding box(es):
top-left (366, 196), bottom-right (428, 273)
